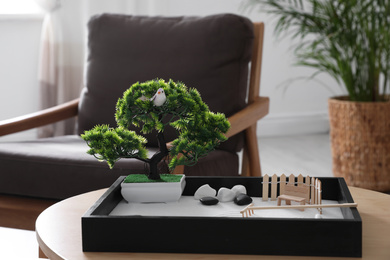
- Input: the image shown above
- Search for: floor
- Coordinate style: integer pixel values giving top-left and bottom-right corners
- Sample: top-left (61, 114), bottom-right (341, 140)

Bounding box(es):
top-left (0, 133), bottom-right (333, 259)
top-left (259, 133), bottom-right (333, 178)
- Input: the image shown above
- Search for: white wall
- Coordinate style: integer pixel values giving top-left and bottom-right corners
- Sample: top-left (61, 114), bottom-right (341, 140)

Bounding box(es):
top-left (0, 15), bottom-right (43, 141)
top-left (0, 0), bottom-right (345, 141)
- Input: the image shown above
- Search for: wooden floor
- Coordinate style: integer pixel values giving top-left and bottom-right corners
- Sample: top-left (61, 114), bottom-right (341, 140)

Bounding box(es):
top-left (0, 133), bottom-right (333, 259)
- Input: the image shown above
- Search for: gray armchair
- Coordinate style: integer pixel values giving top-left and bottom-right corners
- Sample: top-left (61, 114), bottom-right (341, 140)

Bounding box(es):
top-left (0, 13), bottom-right (269, 230)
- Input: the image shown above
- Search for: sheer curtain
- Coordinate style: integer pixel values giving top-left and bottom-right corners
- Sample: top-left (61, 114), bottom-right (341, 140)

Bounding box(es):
top-left (34, 0), bottom-right (147, 138)
top-left (35, 0), bottom-right (66, 138)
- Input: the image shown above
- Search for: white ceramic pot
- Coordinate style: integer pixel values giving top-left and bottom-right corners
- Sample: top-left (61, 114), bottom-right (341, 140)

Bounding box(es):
top-left (120, 175), bottom-right (186, 203)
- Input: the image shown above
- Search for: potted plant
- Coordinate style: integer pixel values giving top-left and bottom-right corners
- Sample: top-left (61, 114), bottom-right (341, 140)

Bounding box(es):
top-left (246, 0), bottom-right (390, 191)
top-left (81, 79), bottom-right (230, 202)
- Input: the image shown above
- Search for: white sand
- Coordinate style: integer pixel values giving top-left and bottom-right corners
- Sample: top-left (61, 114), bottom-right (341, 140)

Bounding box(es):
top-left (109, 196), bottom-right (344, 219)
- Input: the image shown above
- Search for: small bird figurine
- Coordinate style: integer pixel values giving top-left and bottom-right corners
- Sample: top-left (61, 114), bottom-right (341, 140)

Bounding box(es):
top-left (150, 88), bottom-right (166, 106)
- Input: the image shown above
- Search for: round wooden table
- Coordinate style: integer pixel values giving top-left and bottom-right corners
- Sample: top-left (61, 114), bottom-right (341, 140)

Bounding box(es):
top-left (36, 186), bottom-right (390, 260)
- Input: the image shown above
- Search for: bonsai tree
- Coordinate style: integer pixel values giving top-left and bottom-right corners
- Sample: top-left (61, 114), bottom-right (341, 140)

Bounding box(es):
top-left (81, 79), bottom-right (230, 180)
top-left (245, 0), bottom-right (390, 102)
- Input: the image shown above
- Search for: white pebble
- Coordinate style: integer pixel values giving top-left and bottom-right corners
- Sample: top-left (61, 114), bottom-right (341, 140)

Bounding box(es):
top-left (217, 187), bottom-right (236, 202)
top-left (231, 185), bottom-right (246, 196)
top-left (194, 184), bottom-right (216, 200)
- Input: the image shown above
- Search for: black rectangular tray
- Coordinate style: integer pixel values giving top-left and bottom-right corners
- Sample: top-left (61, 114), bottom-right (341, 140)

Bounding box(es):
top-left (82, 176), bottom-right (362, 257)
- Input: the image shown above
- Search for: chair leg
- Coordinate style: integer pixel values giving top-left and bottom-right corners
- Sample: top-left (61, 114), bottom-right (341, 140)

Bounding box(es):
top-left (244, 124), bottom-right (261, 177)
top-left (241, 146), bottom-right (250, 176)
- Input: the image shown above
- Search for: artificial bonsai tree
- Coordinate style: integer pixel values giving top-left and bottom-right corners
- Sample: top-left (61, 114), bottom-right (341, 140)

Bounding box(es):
top-left (81, 79), bottom-right (230, 181)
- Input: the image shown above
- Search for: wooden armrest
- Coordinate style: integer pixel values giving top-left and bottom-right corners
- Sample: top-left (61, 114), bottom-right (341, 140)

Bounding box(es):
top-left (0, 98), bottom-right (79, 136)
top-left (226, 96), bottom-right (269, 138)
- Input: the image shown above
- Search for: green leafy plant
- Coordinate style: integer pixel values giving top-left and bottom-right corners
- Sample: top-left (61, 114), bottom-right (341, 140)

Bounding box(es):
top-left (245, 0), bottom-right (390, 102)
top-left (81, 79), bottom-right (230, 180)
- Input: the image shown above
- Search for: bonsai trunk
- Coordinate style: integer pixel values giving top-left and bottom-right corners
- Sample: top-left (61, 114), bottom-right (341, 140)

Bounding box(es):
top-left (147, 131), bottom-right (169, 180)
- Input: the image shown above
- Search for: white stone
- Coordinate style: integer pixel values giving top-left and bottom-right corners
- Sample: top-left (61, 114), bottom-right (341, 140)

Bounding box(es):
top-left (194, 184), bottom-right (217, 200)
top-left (217, 187), bottom-right (236, 202)
top-left (315, 214), bottom-right (323, 219)
top-left (231, 185), bottom-right (247, 196)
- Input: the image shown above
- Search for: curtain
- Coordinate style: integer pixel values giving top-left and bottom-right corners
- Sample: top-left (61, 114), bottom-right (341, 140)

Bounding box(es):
top-left (35, 0), bottom-right (65, 138)
top-left (34, 0), bottom-right (139, 138)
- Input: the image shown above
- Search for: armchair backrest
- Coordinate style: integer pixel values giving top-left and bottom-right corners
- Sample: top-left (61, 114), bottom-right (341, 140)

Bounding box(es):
top-left (77, 13), bottom-right (254, 153)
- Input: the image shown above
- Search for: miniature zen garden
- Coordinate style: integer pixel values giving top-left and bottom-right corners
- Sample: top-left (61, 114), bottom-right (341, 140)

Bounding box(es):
top-left (109, 173), bottom-right (356, 220)
top-left (82, 79), bottom-right (357, 220)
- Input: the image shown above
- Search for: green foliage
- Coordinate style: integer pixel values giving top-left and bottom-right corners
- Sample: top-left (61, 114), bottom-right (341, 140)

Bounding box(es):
top-left (169, 111), bottom-right (230, 168)
top-left (245, 0), bottom-right (390, 102)
top-left (81, 125), bottom-right (148, 169)
top-left (82, 79), bottom-right (230, 172)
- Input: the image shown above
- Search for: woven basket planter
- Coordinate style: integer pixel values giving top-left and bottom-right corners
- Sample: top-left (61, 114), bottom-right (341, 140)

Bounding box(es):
top-left (328, 96), bottom-right (390, 192)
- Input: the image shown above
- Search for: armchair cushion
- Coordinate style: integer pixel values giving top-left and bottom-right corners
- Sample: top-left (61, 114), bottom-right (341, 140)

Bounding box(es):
top-left (0, 135), bottom-right (238, 199)
top-left (78, 13), bottom-right (254, 153)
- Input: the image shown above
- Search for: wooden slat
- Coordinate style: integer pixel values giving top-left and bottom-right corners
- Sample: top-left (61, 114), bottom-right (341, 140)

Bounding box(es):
top-left (315, 179), bottom-right (319, 205)
top-left (305, 176), bottom-right (310, 203)
top-left (297, 174), bottom-right (303, 187)
top-left (280, 174), bottom-right (286, 195)
top-left (318, 180), bottom-right (322, 214)
top-left (318, 180), bottom-right (322, 204)
top-left (271, 174), bottom-right (278, 201)
top-left (262, 174), bottom-right (269, 201)
top-left (288, 174), bottom-right (295, 186)
top-left (311, 177), bottom-right (315, 205)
